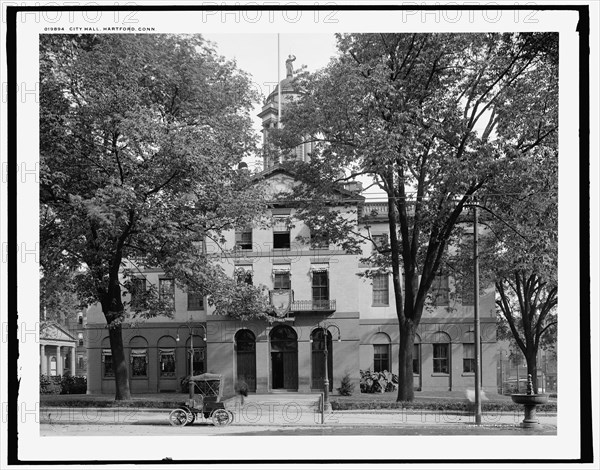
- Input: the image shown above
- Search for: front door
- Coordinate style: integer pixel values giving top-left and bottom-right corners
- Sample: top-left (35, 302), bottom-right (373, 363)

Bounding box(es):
top-left (270, 325), bottom-right (298, 390)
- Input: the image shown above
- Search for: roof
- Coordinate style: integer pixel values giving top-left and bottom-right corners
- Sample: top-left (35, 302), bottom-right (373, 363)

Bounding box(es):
top-left (40, 321), bottom-right (77, 343)
top-left (265, 76), bottom-right (297, 104)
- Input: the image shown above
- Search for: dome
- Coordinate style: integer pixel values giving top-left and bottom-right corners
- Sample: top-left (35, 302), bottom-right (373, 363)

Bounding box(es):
top-left (265, 76), bottom-right (297, 104)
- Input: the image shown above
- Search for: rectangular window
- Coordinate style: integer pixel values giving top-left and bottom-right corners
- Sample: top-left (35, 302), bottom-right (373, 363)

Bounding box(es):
top-left (310, 229), bottom-right (329, 249)
top-left (463, 343), bottom-right (476, 373)
top-left (413, 343), bottom-right (421, 375)
top-left (78, 332), bottom-right (84, 347)
top-left (102, 349), bottom-right (113, 377)
top-left (372, 234), bottom-right (388, 253)
top-left (187, 291), bottom-right (204, 311)
top-left (131, 349), bottom-right (147, 377)
top-left (374, 344), bottom-right (390, 372)
top-left (78, 313), bottom-right (83, 325)
top-left (236, 267), bottom-right (253, 285)
top-left (159, 278), bottom-right (175, 309)
top-left (433, 343), bottom-right (449, 374)
top-left (312, 271), bottom-right (329, 304)
top-left (431, 275), bottom-right (450, 306)
top-left (372, 274), bottom-right (389, 306)
top-left (159, 349), bottom-right (176, 377)
top-left (273, 218), bottom-right (290, 249)
top-left (78, 354), bottom-right (85, 370)
top-left (130, 277), bottom-right (147, 308)
top-left (235, 226), bottom-right (253, 250)
top-left (274, 272), bottom-right (291, 290)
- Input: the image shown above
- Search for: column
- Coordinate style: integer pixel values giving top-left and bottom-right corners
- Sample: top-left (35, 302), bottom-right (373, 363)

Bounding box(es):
top-left (47, 349), bottom-right (52, 376)
top-left (40, 345), bottom-right (47, 375)
top-left (56, 345), bottom-right (63, 376)
top-left (71, 346), bottom-right (77, 376)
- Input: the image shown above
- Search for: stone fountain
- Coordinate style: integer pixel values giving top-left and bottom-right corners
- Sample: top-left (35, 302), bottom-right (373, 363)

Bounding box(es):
top-left (511, 374), bottom-right (548, 429)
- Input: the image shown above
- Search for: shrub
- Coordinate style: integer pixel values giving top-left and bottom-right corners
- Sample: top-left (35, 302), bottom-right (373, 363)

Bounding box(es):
top-left (337, 374), bottom-right (355, 396)
top-left (330, 399), bottom-right (558, 413)
top-left (360, 370), bottom-right (398, 393)
top-left (61, 375), bottom-right (87, 394)
top-left (40, 374), bottom-right (62, 395)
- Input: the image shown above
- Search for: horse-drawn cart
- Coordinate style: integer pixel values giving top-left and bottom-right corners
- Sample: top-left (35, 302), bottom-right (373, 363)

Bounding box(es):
top-left (168, 373), bottom-right (233, 426)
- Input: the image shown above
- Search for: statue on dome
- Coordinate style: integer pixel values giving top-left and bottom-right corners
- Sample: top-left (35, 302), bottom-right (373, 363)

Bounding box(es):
top-left (285, 54), bottom-right (296, 77)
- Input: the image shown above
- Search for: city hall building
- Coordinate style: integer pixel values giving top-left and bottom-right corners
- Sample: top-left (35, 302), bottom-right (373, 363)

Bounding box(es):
top-left (85, 62), bottom-right (497, 396)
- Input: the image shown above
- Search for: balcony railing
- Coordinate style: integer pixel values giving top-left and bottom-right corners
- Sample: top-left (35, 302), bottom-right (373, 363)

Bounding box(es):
top-left (290, 299), bottom-right (336, 313)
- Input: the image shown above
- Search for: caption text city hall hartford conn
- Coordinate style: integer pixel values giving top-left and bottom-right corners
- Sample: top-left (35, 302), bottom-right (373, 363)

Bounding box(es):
top-left (85, 62), bottom-right (497, 396)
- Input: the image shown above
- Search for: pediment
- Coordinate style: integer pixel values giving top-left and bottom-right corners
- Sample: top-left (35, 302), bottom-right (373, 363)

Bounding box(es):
top-left (40, 322), bottom-right (76, 342)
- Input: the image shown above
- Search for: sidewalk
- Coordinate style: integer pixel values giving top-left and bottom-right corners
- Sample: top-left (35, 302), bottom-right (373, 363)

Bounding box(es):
top-left (39, 406), bottom-right (556, 430)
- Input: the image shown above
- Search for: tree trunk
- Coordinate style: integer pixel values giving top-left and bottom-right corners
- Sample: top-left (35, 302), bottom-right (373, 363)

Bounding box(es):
top-left (396, 320), bottom-right (416, 401)
top-left (108, 323), bottom-right (131, 400)
top-left (525, 351), bottom-right (538, 393)
top-left (102, 272), bottom-right (131, 401)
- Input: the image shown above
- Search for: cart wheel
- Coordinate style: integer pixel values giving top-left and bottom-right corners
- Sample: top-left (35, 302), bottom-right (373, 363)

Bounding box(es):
top-left (169, 409), bottom-right (189, 427)
top-left (211, 409), bottom-right (233, 426)
top-left (181, 406), bottom-right (195, 425)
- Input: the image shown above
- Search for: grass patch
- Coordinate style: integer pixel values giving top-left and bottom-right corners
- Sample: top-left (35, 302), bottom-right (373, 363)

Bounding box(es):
top-left (330, 398), bottom-right (557, 413)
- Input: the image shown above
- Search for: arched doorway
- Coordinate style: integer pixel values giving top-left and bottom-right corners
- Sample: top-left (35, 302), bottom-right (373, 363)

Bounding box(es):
top-left (235, 329), bottom-right (256, 392)
top-left (311, 328), bottom-right (333, 391)
top-left (270, 325), bottom-right (298, 390)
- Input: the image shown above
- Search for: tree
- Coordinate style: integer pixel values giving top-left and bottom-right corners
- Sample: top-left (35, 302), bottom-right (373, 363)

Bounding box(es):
top-left (483, 153), bottom-right (558, 393)
top-left (274, 33), bottom-right (558, 401)
top-left (40, 34), bottom-right (268, 400)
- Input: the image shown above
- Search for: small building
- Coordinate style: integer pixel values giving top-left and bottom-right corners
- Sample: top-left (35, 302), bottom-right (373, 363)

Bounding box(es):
top-left (40, 322), bottom-right (78, 377)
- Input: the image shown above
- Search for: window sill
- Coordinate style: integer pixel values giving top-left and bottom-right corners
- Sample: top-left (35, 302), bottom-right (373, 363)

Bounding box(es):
top-left (372, 304), bottom-right (390, 307)
top-left (431, 373), bottom-right (450, 377)
top-left (461, 372), bottom-right (475, 377)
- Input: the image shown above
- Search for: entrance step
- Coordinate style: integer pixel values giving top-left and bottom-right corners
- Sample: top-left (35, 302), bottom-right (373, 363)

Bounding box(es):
top-left (224, 393), bottom-right (322, 413)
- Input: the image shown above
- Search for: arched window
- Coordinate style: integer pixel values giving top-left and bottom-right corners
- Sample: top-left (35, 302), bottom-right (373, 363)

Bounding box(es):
top-left (157, 336), bottom-right (176, 377)
top-left (371, 332), bottom-right (391, 373)
top-left (129, 336), bottom-right (148, 377)
top-left (431, 331), bottom-right (451, 374)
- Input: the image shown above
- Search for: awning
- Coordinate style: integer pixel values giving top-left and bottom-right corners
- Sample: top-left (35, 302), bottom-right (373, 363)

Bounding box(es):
top-left (159, 348), bottom-right (175, 354)
top-left (102, 349), bottom-right (111, 355)
top-left (310, 263), bottom-right (329, 273)
top-left (272, 265), bottom-right (291, 274)
top-left (131, 349), bottom-right (147, 357)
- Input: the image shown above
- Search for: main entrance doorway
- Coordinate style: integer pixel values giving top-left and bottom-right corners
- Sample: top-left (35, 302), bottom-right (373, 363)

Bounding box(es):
top-left (270, 325), bottom-right (298, 390)
top-left (311, 328), bottom-right (333, 391)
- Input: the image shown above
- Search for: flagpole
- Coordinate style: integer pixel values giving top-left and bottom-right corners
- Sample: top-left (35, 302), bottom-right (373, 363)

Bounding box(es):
top-left (277, 33), bottom-right (281, 129)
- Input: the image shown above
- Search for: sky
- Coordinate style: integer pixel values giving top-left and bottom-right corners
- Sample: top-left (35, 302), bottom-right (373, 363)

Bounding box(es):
top-left (203, 33), bottom-right (339, 168)
top-left (201, 33), bottom-right (386, 199)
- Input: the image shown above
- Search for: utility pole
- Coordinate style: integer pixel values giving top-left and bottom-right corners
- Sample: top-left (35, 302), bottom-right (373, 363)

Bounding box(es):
top-left (473, 204), bottom-right (482, 424)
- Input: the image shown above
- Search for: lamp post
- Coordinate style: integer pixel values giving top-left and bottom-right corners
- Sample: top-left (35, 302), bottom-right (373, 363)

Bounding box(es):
top-left (312, 321), bottom-right (341, 412)
top-left (498, 349), bottom-right (508, 395)
top-left (176, 318), bottom-right (207, 400)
